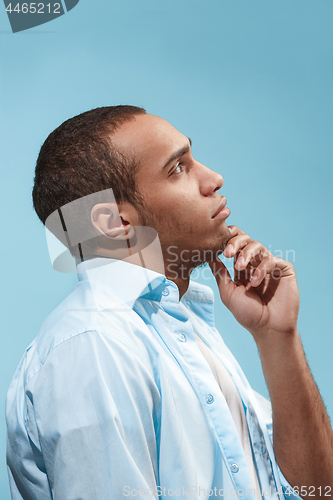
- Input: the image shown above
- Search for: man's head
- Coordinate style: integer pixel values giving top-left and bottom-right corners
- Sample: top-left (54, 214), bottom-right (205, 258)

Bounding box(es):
top-left (33, 106), bottom-right (231, 270)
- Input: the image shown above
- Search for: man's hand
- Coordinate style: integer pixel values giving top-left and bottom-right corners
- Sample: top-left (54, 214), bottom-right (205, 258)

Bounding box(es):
top-left (210, 225), bottom-right (333, 496)
top-left (209, 225), bottom-right (300, 344)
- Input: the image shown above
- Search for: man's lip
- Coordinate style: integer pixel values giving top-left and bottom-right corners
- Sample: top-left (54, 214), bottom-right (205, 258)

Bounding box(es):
top-left (212, 197), bottom-right (228, 218)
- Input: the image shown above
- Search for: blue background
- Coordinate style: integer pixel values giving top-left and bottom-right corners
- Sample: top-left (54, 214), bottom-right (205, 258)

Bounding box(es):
top-left (1, 0), bottom-right (332, 497)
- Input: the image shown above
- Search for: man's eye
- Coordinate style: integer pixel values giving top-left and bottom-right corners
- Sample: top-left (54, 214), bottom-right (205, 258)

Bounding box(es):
top-left (171, 163), bottom-right (184, 175)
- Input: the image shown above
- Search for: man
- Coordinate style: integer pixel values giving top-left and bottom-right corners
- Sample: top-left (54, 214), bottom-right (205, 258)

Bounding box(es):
top-left (6, 106), bottom-right (333, 499)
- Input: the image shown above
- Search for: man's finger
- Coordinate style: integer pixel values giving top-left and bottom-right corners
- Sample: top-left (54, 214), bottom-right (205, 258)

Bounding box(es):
top-left (233, 241), bottom-right (270, 270)
top-left (209, 259), bottom-right (236, 306)
top-left (227, 225), bottom-right (245, 237)
top-left (224, 233), bottom-right (252, 258)
top-left (250, 256), bottom-right (294, 287)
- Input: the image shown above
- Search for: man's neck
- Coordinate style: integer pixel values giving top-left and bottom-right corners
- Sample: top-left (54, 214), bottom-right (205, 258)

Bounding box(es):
top-left (163, 254), bottom-right (194, 299)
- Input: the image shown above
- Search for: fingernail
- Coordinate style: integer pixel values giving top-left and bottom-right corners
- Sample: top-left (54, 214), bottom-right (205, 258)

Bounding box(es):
top-left (236, 256), bottom-right (245, 268)
top-left (251, 272), bottom-right (258, 283)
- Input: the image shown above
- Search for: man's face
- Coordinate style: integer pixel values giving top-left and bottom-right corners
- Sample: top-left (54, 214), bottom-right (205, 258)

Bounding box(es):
top-left (113, 113), bottom-right (231, 267)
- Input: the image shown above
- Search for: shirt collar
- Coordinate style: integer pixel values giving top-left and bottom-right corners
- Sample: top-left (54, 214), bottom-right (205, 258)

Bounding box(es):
top-left (77, 257), bottom-right (166, 310)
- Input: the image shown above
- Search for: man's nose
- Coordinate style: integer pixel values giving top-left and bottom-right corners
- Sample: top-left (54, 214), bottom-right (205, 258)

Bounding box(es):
top-left (198, 162), bottom-right (224, 196)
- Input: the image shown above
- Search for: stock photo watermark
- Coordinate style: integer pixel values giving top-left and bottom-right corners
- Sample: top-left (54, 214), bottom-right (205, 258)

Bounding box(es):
top-left (165, 244), bottom-right (296, 283)
top-left (3, 0), bottom-right (79, 32)
top-left (123, 485), bottom-right (332, 497)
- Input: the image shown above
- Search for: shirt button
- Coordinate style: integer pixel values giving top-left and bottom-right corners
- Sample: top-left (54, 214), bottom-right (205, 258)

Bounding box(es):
top-left (230, 463), bottom-right (239, 473)
top-left (205, 394), bottom-right (214, 404)
top-left (162, 289), bottom-right (169, 296)
top-left (179, 334), bottom-right (187, 342)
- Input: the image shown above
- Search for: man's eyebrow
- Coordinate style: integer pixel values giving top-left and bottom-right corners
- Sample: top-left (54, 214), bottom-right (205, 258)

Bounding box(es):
top-left (162, 137), bottom-right (192, 170)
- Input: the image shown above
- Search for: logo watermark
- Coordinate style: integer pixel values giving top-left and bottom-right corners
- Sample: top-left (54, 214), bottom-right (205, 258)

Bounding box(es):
top-left (3, 0), bottom-right (79, 33)
top-left (122, 485), bottom-right (331, 498)
top-left (165, 245), bottom-right (296, 283)
top-left (123, 485), bottom-right (280, 497)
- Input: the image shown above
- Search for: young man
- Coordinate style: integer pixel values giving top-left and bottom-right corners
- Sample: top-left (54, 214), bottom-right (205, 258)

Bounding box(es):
top-left (6, 106), bottom-right (333, 499)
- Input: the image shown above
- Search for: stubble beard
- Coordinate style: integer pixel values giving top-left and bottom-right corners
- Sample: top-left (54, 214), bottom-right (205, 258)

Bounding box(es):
top-left (136, 203), bottom-right (231, 279)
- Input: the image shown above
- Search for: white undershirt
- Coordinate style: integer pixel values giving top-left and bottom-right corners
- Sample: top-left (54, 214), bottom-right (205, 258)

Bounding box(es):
top-left (194, 333), bottom-right (261, 498)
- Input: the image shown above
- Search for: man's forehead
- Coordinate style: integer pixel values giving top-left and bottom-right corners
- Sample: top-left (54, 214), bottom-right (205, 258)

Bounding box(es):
top-left (111, 113), bottom-right (187, 162)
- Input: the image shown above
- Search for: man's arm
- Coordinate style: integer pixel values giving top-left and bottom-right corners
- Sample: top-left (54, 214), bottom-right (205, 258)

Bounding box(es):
top-left (210, 225), bottom-right (333, 498)
top-left (258, 322), bottom-right (333, 496)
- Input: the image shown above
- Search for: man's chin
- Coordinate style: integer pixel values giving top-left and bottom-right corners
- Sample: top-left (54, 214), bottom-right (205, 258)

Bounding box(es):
top-left (203, 234), bottom-right (230, 262)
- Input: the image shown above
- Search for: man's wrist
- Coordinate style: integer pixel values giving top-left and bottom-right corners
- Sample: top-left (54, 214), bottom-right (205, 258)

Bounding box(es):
top-left (251, 326), bottom-right (300, 355)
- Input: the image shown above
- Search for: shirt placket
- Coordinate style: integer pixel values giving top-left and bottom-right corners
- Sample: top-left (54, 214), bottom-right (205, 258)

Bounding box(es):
top-left (157, 284), bottom-right (259, 498)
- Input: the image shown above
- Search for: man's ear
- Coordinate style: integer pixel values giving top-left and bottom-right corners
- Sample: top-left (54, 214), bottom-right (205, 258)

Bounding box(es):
top-left (91, 202), bottom-right (136, 241)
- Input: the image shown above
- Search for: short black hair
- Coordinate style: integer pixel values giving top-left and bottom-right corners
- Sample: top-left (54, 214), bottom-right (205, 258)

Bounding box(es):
top-left (32, 105), bottom-right (146, 225)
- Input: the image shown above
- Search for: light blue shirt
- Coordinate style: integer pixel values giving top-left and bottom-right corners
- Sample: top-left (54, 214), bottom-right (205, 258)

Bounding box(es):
top-left (6, 258), bottom-right (300, 499)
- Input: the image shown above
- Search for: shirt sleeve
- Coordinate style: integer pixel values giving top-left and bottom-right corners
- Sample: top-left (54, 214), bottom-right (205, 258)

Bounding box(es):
top-left (28, 329), bottom-right (161, 500)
